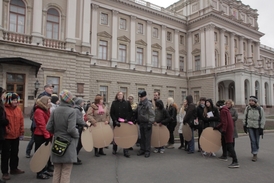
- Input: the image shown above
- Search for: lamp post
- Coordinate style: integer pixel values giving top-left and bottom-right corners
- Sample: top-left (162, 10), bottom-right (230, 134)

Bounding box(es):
top-left (34, 80), bottom-right (40, 98)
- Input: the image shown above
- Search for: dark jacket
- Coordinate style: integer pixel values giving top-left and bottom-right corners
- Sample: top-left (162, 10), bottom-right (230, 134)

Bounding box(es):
top-left (155, 100), bottom-right (170, 126)
top-left (0, 107), bottom-right (9, 140)
top-left (74, 106), bottom-right (86, 129)
top-left (110, 99), bottom-right (133, 123)
top-left (166, 104), bottom-right (177, 123)
top-left (196, 104), bottom-right (205, 129)
top-left (136, 98), bottom-right (155, 124)
top-left (203, 99), bottom-right (220, 128)
top-left (183, 95), bottom-right (197, 127)
top-left (228, 107), bottom-right (238, 138)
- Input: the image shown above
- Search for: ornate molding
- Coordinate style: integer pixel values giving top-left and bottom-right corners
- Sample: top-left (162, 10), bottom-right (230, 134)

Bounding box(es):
top-left (117, 36), bottom-right (130, 42)
top-left (166, 46), bottom-right (175, 52)
top-left (135, 39), bottom-right (147, 46)
top-left (112, 10), bottom-right (119, 15)
top-left (192, 48), bottom-right (201, 54)
top-left (131, 15), bottom-right (136, 20)
top-left (179, 49), bottom-right (187, 55)
top-left (97, 31), bottom-right (112, 38)
top-left (92, 4), bottom-right (99, 10)
top-left (151, 43), bottom-right (162, 50)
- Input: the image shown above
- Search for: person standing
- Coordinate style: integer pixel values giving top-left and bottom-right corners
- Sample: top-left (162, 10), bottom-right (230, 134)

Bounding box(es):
top-left (87, 95), bottom-right (110, 157)
top-left (136, 90), bottom-right (155, 158)
top-left (196, 97), bottom-right (206, 152)
top-left (50, 94), bottom-right (59, 113)
top-left (46, 90), bottom-right (79, 183)
top-left (151, 91), bottom-right (160, 108)
top-left (225, 99), bottom-right (238, 148)
top-left (177, 100), bottom-right (187, 150)
top-left (1, 93), bottom-right (24, 181)
top-left (110, 92), bottom-right (133, 158)
top-left (128, 94), bottom-right (138, 110)
top-left (243, 96), bottom-right (265, 162)
top-left (214, 100), bottom-right (240, 168)
top-left (165, 97), bottom-right (177, 149)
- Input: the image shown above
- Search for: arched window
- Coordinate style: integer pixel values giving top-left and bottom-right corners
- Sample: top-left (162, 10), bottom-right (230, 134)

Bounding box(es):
top-left (9, 0), bottom-right (26, 33)
top-left (46, 8), bottom-right (59, 39)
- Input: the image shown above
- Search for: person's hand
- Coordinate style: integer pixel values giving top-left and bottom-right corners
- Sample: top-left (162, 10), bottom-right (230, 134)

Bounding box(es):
top-left (105, 121), bottom-right (109, 125)
top-left (115, 120), bottom-right (121, 127)
top-left (45, 138), bottom-right (51, 146)
top-left (153, 122), bottom-right (157, 125)
top-left (83, 123), bottom-right (89, 128)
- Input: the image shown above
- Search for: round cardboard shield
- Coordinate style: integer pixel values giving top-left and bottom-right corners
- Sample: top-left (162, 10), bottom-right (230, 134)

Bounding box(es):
top-left (91, 122), bottom-right (113, 148)
top-left (151, 124), bottom-right (169, 147)
top-left (200, 127), bottom-right (222, 153)
top-left (30, 142), bottom-right (52, 172)
top-left (81, 127), bottom-right (94, 152)
top-left (182, 123), bottom-right (192, 141)
top-left (113, 123), bottom-right (138, 148)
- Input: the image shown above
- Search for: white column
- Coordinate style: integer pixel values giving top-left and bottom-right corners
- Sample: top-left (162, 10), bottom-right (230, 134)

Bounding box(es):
top-left (255, 42), bottom-right (260, 66)
top-left (66, 0), bottom-right (77, 44)
top-left (247, 39), bottom-right (252, 58)
top-left (161, 25), bottom-right (167, 73)
top-left (260, 78), bottom-right (265, 106)
top-left (129, 16), bottom-right (136, 68)
top-left (187, 32), bottom-right (193, 71)
top-left (82, 0), bottom-right (91, 48)
top-left (230, 32), bottom-right (235, 64)
top-left (235, 74), bottom-right (245, 105)
top-left (205, 24), bottom-right (215, 68)
top-left (239, 36), bottom-right (244, 62)
top-left (146, 20), bottom-right (152, 70)
top-left (0, 0), bottom-right (3, 39)
top-left (91, 4), bottom-right (98, 58)
top-left (200, 27), bottom-right (205, 69)
top-left (269, 79), bottom-right (274, 106)
top-left (32, 0), bottom-right (42, 36)
top-left (220, 28), bottom-right (225, 66)
top-left (174, 29), bottom-right (179, 73)
top-left (111, 10), bottom-right (118, 64)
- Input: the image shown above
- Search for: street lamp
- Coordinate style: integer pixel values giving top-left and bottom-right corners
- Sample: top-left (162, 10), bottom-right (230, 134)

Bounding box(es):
top-left (34, 80), bottom-right (40, 98)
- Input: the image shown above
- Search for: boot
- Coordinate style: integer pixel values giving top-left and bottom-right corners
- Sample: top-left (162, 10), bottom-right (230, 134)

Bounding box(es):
top-left (99, 148), bottom-right (106, 155)
top-left (252, 154), bottom-right (257, 162)
top-left (112, 144), bottom-right (117, 155)
top-left (94, 148), bottom-right (100, 157)
top-left (123, 149), bottom-right (130, 158)
top-left (178, 133), bottom-right (185, 149)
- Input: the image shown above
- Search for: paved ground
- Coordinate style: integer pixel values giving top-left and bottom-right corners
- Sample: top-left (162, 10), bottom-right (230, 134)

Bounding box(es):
top-left (5, 133), bottom-right (274, 183)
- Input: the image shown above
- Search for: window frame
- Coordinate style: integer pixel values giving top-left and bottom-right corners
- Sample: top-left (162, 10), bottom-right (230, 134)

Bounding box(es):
top-left (137, 23), bottom-right (143, 34)
top-left (100, 12), bottom-right (108, 25)
top-left (152, 51), bottom-right (159, 67)
top-left (167, 54), bottom-right (172, 70)
top-left (98, 40), bottom-right (108, 60)
top-left (9, 0), bottom-right (26, 34)
top-left (46, 8), bottom-right (60, 40)
top-left (118, 44), bottom-right (127, 62)
top-left (194, 55), bottom-right (201, 71)
top-left (167, 31), bottom-right (172, 41)
top-left (153, 27), bottom-right (158, 38)
top-left (136, 47), bottom-right (144, 65)
top-left (99, 85), bottom-right (108, 103)
top-left (120, 18), bottom-right (126, 30)
top-left (179, 56), bottom-right (184, 72)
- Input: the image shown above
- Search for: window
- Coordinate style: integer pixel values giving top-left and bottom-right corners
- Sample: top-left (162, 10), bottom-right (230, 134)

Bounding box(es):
top-left (180, 35), bottom-right (184, 44)
top-left (120, 18), bottom-right (126, 30)
top-left (168, 90), bottom-right (174, 98)
top-left (153, 28), bottom-right (158, 38)
top-left (179, 56), bottom-right (184, 72)
top-left (46, 8), bottom-right (59, 40)
top-left (46, 76), bottom-right (60, 94)
top-left (120, 87), bottom-right (128, 99)
top-left (181, 91), bottom-right (186, 103)
top-left (137, 23), bottom-right (143, 34)
top-left (136, 48), bottom-right (143, 65)
top-left (167, 32), bottom-right (171, 41)
top-left (195, 55), bottom-right (201, 71)
top-left (77, 83), bottom-right (84, 94)
top-left (214, 32), bottom-right (217, 42)
top-left (100, 13), bottom-right (108, 25)
top-left (119, 44), bottom-right (127, 62)
top-left (99, 86), bottom-right (108, 103)
top-left (194, 91), bottom-right (200, 103)
top-left (9, 0), bottom-right (25, 33)
top-left (234, 39), bottom-right (237, 48)
top-left (167, 54), bottom-right (172, 70)
top-left (152, 51), bottom-right (159, 67)
top-left (225, 36), bottom-right (228, 45)
top-left (98, 40), bottom-right (108, 60)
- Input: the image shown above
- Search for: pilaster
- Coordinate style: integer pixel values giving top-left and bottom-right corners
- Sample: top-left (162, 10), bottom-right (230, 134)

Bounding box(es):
top-left (129, 15), bottom-right (136, 69)
top-left (161, 25), bottom-right (167, 73)
top-left (146, 20), bottom-right (152, 71)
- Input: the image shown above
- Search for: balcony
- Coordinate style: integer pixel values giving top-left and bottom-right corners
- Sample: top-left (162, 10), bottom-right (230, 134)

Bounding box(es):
top-left (3, 31), bottom-right (32, 44)
top-left (42, 38), bottom-right (66, 50)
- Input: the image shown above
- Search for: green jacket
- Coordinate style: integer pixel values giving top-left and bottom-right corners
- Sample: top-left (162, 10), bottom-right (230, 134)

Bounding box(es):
top-left (243, 105), bottom-right (265, 129)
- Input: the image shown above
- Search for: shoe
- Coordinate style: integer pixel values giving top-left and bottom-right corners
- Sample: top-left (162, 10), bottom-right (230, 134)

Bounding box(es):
top-left (202, 152), bottom-right (207, 156)
top-left (47, 166), bottom-right (54, 172)
top-left (10, 169), bottom-right (24, 174)
top-left (124, 152), bottom-right (130, 158)
top-left (252, 154), bottom-right (257, 162)
top-left (77, 158), bottom-right (82, 163)
top-left (178, 145), bottom-right (184, 149)
top-left (99, 151), bottom-right (106, 155)
top-left (218, 156), bottom-right (228, 161)
top-left (136, 143), bottom-right (140, 147)
top-left (26, 154), bottom-right (31, 158)
top-left (137, 151), bottom-right (145, 156)
top-left (144, 152), bottom-right (150, 158)
top-left (73, 161), bottom-right (82, 165)
top-left (36, 173), bottom-right (49, 179)
top-left (95, 152), bottom-right (100, 157)
top-left (210, 152), bottom-right (216, 157)
top-left (153, 149), bottom-right (159, 153)
top-left (2, 174), bottom-right (10, 180)
top-left (128, 147), bottom-right (133, 150)
top-left (228, 162), bottom-right (240, 168)
top-left (112, 151), bottom-right (117, 155)
top-left (166, 144), bottom-right (174, 149)
top-left (160, 150), bottom-right (164, 154)
top-left (43, 171), bottom-right (53, 177)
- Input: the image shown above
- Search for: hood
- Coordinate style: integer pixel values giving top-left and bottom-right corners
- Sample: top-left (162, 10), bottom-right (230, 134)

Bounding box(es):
top-left (155, 99), bottom-right (164, 110)
top-left (205, 99), bottom-right (214, 108)
top-left (220, 105), bottom-right (229, 112)
top-left (186, 95), bottom-right (193, 104)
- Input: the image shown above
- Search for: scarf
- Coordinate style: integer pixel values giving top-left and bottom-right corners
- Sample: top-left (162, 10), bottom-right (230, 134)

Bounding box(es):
top-left (97, 104), bottom-right (104, 115)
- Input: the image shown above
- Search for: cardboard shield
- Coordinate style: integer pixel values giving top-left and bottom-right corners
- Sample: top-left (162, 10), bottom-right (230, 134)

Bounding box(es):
top-left (81, 127), bottom-right (94, 152)
top-left (182, 123), bottom-right (192, 141)
top-left (91, 122), bottom-right (113, 148)
top-left (30, 142), bottom-right (52, 173)
top-left (200, 127), bottom-right (222, 153)
top-left (113, 123), bottom-right (138, 148)
top-left (151, 124), bottom-right (169, 147)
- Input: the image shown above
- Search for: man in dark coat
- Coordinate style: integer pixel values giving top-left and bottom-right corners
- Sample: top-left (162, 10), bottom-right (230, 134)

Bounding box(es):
top-left (196, 97), bottom-right (206, 152)
top-left (214, 100), bottom-right (239, 168)
top-left (110, 92), bottom-right (133, 158)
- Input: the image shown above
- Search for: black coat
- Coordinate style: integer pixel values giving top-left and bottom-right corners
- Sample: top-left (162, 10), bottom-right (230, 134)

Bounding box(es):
top-left (110, 99), bottom-right (133, 123)
top-left (183, 95), bottom-right (197, 126)
top-left (0, 107), bottom-right (9, 141)
top-left (166, 105), bottom-right (177, 123)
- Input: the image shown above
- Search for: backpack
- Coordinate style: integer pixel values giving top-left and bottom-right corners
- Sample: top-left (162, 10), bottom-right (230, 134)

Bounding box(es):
top-left (245, 106), bottom-right (264, 138)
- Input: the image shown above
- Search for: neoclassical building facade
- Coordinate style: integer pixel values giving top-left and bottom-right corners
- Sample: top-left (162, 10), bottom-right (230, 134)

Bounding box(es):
top-left (0, 0), bottom-right (273, 115)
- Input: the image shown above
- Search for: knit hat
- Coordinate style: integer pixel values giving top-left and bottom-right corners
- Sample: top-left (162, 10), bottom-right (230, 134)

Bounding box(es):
top-left (5, 92), bottom-right (20, 104)
top-left (216, 100), bottom-right (225, 107)
top-left (51, 94), bottom-right (59, 104)
top-left (249, 96), bottom-right (258, 103)
top-left (59, 90), bottom-right (74, 104)
top-left (138, 90), bottom-right (147, 98)
top-left (74, 97), bottom-right (84, 106)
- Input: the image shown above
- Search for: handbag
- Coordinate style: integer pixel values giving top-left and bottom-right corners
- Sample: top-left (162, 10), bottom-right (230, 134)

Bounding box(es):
top-left (52, 137), bottom-right (70, 156)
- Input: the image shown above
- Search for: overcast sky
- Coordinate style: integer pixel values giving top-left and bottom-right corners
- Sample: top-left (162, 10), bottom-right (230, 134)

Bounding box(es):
top-left (148, 0), bottom-right (274, 48)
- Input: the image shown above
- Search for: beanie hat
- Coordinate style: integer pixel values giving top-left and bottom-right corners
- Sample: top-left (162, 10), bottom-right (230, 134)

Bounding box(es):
top-left (138, 90), bottom-right (147, 98)
top-left (59, 90), bottom-right (74, 104)
top-left (51, 95), bottom-right (59, 104)
top-left (5, 92), bottom-right (20, 104)
top-left (216, 100), bottom-right (225, 107)
top-left (74, 97), bottom-right (84, 106)
top-left (249, 96), bottom-right (258, 103)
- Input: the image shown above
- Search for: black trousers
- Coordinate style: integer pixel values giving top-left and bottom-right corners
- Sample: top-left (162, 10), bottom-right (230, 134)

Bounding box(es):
top-left (221, 135), bottom-right (238, 163)
top-left (139, 123), bottom-right (152, 153)
top-left (167, 122), bottom-right (176, 144)
top-left (1, 138), bottom-right (20, 174)
top-left (34, 135), bottom-right (51, 174)
top-left (76, 128), bottom-right (83, 155)
top-left (179, 133), bottom-right (184, 147)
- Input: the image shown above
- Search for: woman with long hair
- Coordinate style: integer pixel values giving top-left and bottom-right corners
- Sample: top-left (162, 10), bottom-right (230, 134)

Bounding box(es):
top-left (165, 97), bottom-right (177, 149)
top-left (177, 99), bottom-right (187, 150)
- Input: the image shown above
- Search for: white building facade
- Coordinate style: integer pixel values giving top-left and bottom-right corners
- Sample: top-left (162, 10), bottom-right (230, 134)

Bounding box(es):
top-left (0, 0), bottom-right (274, 115)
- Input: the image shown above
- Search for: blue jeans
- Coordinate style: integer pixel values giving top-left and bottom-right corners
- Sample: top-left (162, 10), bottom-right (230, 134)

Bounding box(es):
top-left (248, 128), bottom-right (260, 154)
top-left (26, 132), bottom-right (35, 155)
top-left (188, 128), bottom-right (195, 153)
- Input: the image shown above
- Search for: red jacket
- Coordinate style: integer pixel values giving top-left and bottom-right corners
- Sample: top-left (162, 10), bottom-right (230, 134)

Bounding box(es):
top-left (4, 105), bottom-right (24, 139)
top-left (34, 107), bottom-right (51, 139)
top-left (216, 106), bottom-right (234, 143)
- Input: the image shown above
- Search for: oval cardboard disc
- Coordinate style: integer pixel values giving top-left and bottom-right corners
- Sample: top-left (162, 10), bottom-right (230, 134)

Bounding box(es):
top-left (182, 123), bottom-right (192, 141)
top-left (30, 142), bottom-right (52, 173)
top-left (199, 127), bottom-right (221, 153)
top-left (113, 123), bottom-right (138, 148)
top-left (151, 124), bottom-right (169, 147)
top-left (81, 127), bottom-right (94, 152)
top-left (91, 122), bottom-right (113, 148)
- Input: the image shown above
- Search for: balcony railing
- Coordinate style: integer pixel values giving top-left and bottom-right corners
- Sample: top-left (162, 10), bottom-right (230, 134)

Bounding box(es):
top-left (3, 31), bottom-right (32, 44)
top-left (42, 38), bottom-right (66, 50)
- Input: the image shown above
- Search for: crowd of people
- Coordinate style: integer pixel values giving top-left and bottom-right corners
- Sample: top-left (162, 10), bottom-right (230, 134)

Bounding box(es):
top-left (0, 85), bottom-right (266, 182)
